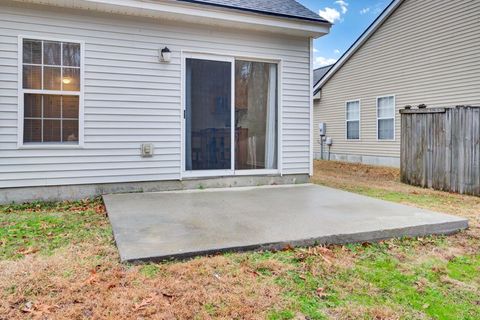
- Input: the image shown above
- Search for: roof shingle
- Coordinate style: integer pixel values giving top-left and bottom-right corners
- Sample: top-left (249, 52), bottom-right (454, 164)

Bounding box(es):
top-left (174, 0), bottom-right (328, 23)
top-left (313, 64), bottom-right (334, 86)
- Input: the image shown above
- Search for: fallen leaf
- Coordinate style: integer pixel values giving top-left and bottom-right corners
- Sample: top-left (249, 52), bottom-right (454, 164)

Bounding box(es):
top-left (133, 297), bottom-right (155, 311)
top-left (106, 282), bottom-right (116, 290)
top-left (295, 246), bottom-right (335, 264)
top-left (17, 247), bottom-right (39, 255)
top-left (431, 266), bottom-right (445, 274)
top-left (414, 278), bottom-right (428, 292)
top-left (83, 269), bottom-right (99, 286)
top-left (20, 301), bottom-right (34, 313)
top-left (161, 292), bottom-right (174, 299)
top-left (95, 205), bottom-right (106, 214)
top-left (247, 269), bottom-right (260, 277)
top-left (316, 287), bottom-right (328, 298)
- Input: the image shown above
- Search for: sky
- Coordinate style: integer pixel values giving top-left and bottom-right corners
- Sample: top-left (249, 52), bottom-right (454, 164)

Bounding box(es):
top-left (297, 0), bottom-right (391, 68)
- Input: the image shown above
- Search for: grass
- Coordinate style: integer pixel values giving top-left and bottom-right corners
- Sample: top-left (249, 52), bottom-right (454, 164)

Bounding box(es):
top-left (0, 160), bottom-right (479, 319)
top-left (0, 199), bottom-right (109, 260)
top-left (266, 239), bottom-right (479, 320)
top-left (311, 161), bottom-right (479, 224)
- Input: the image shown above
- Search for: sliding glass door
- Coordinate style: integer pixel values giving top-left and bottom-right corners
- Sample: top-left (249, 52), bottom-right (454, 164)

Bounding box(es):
top-left (183, 54), bottom-right (278, 177)
top-left (185, 56), bottom-right (234, 176)
top-left (235, 60), bottom-right (278, 171)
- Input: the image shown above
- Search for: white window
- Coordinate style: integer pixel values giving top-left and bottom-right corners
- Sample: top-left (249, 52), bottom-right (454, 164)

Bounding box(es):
top-left (346, 100), bottom-right (360, 140)
top-left (19, 37), bottom-right (83, 145)
top-left (377, 95), bottom-right (395, 140)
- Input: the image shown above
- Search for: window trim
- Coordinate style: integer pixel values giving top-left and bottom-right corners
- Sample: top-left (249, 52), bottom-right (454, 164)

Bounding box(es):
top-left (376, 95), bottom-right (396, 141)
top-left (345, 99), bottom-right (361, 141)
top-left (17, 35), bottom-right (85, 149)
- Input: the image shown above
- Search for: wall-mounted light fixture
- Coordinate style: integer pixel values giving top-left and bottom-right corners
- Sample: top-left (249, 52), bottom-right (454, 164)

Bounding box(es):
top-left (160, 47), bottom-right (171, 63)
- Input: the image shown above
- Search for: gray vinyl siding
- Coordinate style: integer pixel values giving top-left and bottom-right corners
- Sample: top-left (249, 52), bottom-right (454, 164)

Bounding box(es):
top-left (314, 0), bottom-right (480, 162)
top-left (0, 2), bottom-right (312, 188)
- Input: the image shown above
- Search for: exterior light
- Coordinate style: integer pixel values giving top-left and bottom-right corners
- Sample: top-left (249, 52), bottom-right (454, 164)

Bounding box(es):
top-left (160, 47), bottom-right (171, 63)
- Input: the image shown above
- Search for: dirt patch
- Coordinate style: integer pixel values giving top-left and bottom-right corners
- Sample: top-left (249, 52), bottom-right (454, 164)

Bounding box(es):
top-left (312, 160), bottom-right (400, 188)
top-left (0, 241), bottom-right (286, 319)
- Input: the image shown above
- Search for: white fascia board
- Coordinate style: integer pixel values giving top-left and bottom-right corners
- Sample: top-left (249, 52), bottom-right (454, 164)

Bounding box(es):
top-left (12, 0), bottom-right (331, 38)
top-left (313, 0), bottom-right (404, 92)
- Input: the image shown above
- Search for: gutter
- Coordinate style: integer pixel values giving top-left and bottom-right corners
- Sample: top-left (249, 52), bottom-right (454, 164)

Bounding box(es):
top-left (10, 0), bottom-right (331, 38)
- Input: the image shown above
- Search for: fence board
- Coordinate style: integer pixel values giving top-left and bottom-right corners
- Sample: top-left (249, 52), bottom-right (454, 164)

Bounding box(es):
top-left (400, 106), bottom-right (480, 196)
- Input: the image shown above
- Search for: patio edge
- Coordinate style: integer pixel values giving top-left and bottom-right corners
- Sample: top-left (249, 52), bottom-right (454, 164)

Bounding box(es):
top-left (121, 219), bottom-right (469, 263)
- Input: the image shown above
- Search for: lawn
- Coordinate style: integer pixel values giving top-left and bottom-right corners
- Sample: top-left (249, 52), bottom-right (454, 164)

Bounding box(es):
top-left (0, 160), bottom-right (479, 319)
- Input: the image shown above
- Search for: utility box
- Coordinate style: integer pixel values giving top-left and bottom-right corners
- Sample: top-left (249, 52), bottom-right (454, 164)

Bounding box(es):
top-left (319, 122), bottom-right (326, 136)
top-left (141, 143), bottom-right (154, 157)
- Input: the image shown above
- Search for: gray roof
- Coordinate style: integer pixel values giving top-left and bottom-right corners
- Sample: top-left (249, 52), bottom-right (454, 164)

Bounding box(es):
top-left (174, 0), bottom-right (328, 23)
top-left (313, 64), bottom-right (334, 86)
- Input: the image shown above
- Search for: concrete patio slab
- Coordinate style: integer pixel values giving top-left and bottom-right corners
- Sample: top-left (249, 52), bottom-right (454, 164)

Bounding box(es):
top-left (103, 184), bottom-right (468, 263)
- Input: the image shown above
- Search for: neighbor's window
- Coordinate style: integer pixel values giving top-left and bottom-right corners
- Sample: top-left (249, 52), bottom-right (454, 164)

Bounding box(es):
top-left (377, 96), bottom-right (395, 140)
top-left (21, 38), bottom-right (81, 144)
top-left (346, 100), bottom-right (360, 140)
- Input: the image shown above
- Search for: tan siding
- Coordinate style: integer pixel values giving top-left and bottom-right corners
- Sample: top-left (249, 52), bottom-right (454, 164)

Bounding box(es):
top-left (314, 0), bottom-right (480, 164)
top-left (0, 2), bottom-right (312, 188)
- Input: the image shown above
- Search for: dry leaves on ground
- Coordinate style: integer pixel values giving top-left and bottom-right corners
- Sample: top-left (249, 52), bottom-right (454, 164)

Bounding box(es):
top-left (0, 242), bottom-right (286, 319)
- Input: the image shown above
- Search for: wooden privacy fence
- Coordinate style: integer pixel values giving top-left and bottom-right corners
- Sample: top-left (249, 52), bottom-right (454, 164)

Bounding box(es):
top-left (400, 106), bottom-right (480, 196)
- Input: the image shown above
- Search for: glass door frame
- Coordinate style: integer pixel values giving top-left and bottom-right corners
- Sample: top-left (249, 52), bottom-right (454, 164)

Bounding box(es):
top-left (181, 52), bottom-right (235, 178)
top-left (181, 51), bottom-right (282, 179)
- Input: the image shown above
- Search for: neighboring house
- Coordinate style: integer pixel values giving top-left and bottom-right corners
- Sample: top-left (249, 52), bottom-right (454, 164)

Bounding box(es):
top-left (0, 0), bottom-right (330, 202)
top-left (313, 0), bottom-right (480, 167)
top-left (313, 65), bottom-right (333, 92)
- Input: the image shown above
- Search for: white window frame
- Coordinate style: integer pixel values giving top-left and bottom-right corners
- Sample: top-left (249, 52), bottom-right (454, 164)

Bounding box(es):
top-left (376, 95), bottom-right (396, 141)
top-left (17, 35), bottom-right (85, 149)
top-left (345, 99), bottom-right (361, 141)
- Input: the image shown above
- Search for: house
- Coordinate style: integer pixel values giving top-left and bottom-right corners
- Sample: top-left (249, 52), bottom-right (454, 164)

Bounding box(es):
top-left (313, 0), bottom-right (480, 167)
top-left (0, 0), bottom-right (331, 203)
top-left (313, 65), bottom-right (333, 92)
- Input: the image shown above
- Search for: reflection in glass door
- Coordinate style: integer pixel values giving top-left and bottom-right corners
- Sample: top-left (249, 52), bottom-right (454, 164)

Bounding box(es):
top-left (185, 58), bottom-right (232, 172)
top-left (234, 60), bottom-right (278, 170)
